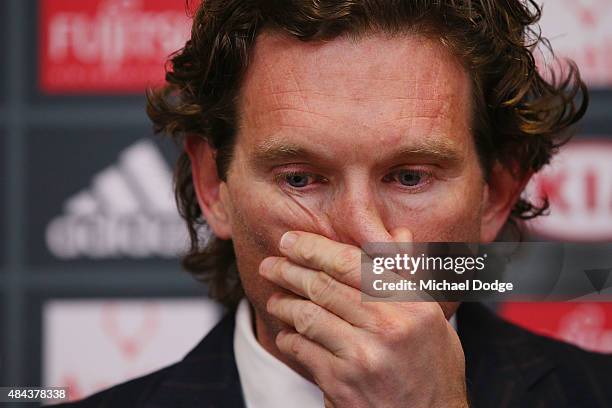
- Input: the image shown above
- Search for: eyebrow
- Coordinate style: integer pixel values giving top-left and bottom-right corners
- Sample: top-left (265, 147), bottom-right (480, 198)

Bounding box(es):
top-left (382, 140), bottom-right (463, 166)
top-left (251, 143), bottom-right (328, 166)
top-left (251, 137), bottom-right (464, 169)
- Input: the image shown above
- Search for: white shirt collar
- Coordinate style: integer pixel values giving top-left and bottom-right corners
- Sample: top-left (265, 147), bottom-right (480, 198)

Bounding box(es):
top-left (233, 298), bottom-right (324, 408)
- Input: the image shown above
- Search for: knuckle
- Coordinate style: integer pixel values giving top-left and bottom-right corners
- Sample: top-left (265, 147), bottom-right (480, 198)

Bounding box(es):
top-left (262, 257), bottom-right (279, 274)
top-left (325, 383), bottom-right (355, 407)
top-left (289, 336), bottom-right (302, 356)
top-left (384, 320), bottom-right (411, 342)
top-left (343, 288), bottom-right (361, 306)
top-left (387, 320), bottom-right (413, 342)
top-left (351, 344), bottom-right (383, 375)
top-left (276, 259), bottom-right (293, 281)
top-left (294, 303), bottom-right (321, 336)
top-left (328, 360), bottom-right (348, 383)
top-left (299, 239), bottom-right (318, 263)
top-left (277, 331), bottom-right (301, 357)
top-left (332, 247), bottom-right (360, 276)
top-left (412, 303), bottom-right (444, 326)
top-left (307, 271), bottom-right (335, 301)
top-left (367, 313), bottom-right (413, 341)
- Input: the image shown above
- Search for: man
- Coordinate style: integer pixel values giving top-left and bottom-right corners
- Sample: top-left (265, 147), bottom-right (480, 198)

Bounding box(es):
top-left (56, 0), bottom-right (612, 407)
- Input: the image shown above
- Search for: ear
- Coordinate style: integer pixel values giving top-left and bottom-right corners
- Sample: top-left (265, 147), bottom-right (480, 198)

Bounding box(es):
top-left (480, 162), bottom-right (533, 242)
top-left (184, 135), bottom-right (232, 239)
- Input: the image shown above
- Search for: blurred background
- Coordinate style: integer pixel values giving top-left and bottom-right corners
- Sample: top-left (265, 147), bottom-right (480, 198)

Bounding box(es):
top-left (0, 0), bottom-right (611, 405)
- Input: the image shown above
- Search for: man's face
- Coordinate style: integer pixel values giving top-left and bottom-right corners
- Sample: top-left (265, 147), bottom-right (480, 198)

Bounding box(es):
top-left (218, 31), bottom-right (487, 321)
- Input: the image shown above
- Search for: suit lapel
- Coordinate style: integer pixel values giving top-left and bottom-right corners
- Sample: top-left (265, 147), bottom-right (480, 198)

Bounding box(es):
top-left (145, 311), bottom-right (246, 408)
top-left (143, 301), bottom-right (563, 407)
top-left (457, 302), bottom-right (557, 408)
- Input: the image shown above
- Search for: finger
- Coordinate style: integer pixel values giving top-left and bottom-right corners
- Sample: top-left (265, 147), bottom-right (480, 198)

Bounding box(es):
top-left (390, 226), bottom-right (413, 243)
top-left (260, 257), bottom-right (391, 324)
top-left (385, 227), bottom-right (415, 278)
top-left (390, 227), bottom-right (414, 257)
top-left (387, 228), bottom-right (447, 303)
top-left (278, 231), bottom-right (362, 288)
top-left (360, 227), bottom-right (417, 300)
top-left (275, 329), bottom-right (336, 390)
top-left (357, 257), bottom-right (409, 300)
top-left (360, 228), bottom-right (415, 295)
top-left (267, 294), bottom-right (354, 355)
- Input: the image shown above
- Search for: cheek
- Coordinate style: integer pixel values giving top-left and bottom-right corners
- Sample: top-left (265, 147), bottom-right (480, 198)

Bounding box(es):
top-left (390, 179), bottom-right (484, 242)
top-left (223, 180), bottom-right (331, 314)
top-left (228, 183), bottom-right (330, 256)
top-left (222, 194), bottom-right (282, 323)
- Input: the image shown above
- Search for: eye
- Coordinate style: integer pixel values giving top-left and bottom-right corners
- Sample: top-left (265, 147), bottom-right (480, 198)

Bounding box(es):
top-left (285, 172), bottom-right (311, 188)
top-left (383, 169), bottom-right (431, 188)
top-left (275, 171), bottom-right (324, 189)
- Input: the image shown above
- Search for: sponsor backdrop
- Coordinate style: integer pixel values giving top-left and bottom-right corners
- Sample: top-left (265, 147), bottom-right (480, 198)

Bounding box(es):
top-left (0, 0), bottom-right (611, 405)
top-left (496, 0), bottom-right (612, 356)
top-left (25, 129), bottom-right (186, 267)
top-left (36, 0), bottom-right (191, 95)
top-left (3, 1), bottom-right (220, 405)
top-left (41, 298), bottom-right (222, 401)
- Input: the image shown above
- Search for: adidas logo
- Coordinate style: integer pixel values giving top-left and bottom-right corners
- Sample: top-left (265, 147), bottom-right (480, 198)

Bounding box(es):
top-left (45, 139), bottom-right (190, 259)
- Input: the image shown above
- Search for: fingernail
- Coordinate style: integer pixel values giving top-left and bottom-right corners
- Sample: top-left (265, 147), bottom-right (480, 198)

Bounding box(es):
top-left (276, 330), bottom-right (288, 340)
top-left (267, 294), bottom-right (282, 313)
top-left (259, 257), bottom-right (275, 276)
top-left (280, 232), bottom-right (298, 249)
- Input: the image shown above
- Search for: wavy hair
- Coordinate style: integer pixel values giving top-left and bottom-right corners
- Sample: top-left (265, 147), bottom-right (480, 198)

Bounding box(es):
top-left (147, 0), bottom-right (587, 308)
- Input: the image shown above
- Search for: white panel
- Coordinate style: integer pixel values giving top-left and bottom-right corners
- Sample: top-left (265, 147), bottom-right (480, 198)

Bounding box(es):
top-left (43, 298), bottom-right (223, 403)
top-left (539, 0), bottom-right (612, 87)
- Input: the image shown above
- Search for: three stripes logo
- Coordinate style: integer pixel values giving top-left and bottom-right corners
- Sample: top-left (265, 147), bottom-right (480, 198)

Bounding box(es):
top-left (45, 139), bottom-right (190, 259)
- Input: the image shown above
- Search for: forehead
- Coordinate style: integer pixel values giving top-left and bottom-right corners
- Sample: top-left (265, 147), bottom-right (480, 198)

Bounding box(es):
top-left (237, 30), bottom-right (472, 155)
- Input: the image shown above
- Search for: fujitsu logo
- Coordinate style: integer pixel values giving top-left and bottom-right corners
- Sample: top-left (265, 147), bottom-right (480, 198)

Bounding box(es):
top-left (45, 140), bottom-right (191, 259)
top-left (39, 0), bottom-right (191, 92)
top-left (45, 0), bottom-right (189, 74)
top-left (525, 140), bottom-right (612, 241)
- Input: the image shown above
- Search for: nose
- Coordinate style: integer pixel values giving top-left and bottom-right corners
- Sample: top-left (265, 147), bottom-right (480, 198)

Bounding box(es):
top-left (327, 183), bottom-right (393, 248)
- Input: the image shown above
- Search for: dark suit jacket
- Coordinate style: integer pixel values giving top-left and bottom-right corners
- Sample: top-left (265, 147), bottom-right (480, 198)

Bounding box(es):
top-left (53, 302), bottom-right (612, 407)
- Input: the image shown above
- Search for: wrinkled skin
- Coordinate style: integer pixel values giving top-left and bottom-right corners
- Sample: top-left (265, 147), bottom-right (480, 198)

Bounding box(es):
top-left (188, 31), bottom-right (526, 408)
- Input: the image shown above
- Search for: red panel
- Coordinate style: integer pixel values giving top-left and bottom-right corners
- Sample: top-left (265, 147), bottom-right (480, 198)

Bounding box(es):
top-left (524, 140), bottom-right (612, 241)
top-left (500, 302), bottom-right (612, 353)
top-left (39, 0), bottom-right (192, 94)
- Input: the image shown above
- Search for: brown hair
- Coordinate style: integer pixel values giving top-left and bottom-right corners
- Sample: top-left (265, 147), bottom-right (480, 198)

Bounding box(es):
top-left (147, 0), bottom-right (587, 309)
